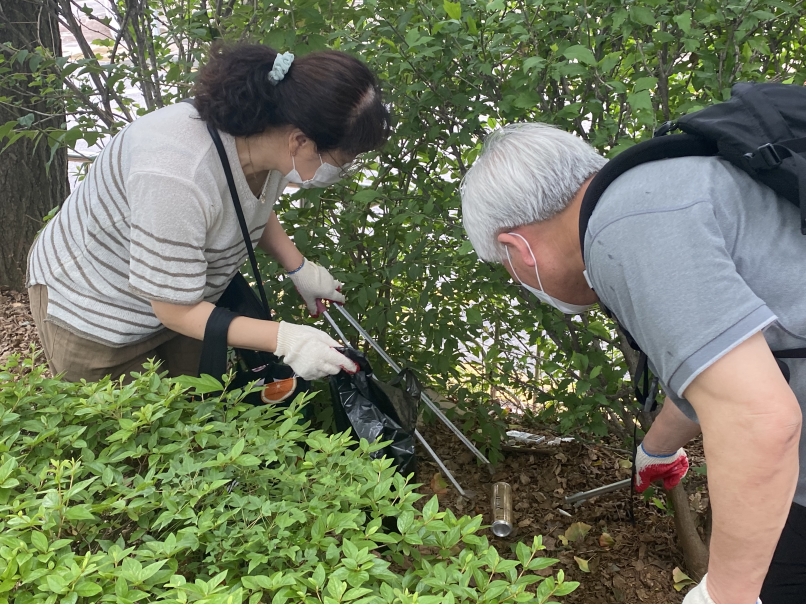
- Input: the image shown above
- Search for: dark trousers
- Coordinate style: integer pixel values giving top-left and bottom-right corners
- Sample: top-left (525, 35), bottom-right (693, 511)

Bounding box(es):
top-left (760, 502), bottom-right (806, 603)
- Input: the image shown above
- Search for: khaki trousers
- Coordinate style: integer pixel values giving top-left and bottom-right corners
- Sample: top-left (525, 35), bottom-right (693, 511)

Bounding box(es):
top-left (28, 285), bottom-right (203, 383)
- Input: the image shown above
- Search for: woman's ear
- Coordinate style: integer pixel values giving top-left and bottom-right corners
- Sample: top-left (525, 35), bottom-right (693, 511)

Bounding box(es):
top-left (287, 129), bottom-right (309, 157)
top-left (497, 231), bottom-right (536, 268)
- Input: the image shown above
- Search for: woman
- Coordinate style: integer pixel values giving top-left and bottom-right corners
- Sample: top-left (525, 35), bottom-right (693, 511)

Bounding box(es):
top-left (27, 42), bottom-right (390, 382)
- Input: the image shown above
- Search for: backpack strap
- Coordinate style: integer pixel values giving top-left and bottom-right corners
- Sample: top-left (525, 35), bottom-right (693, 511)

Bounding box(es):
top-left (578, 134), bottom-right (718, 257)
top-left (744, 137), bottom-right (806, 234)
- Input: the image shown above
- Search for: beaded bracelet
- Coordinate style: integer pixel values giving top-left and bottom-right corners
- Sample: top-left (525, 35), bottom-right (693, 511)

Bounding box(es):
top-left (287, 258), bottom-right (306, 275)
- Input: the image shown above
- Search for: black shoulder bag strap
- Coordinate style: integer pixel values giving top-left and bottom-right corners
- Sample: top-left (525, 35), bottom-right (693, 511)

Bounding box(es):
top-left (197, 120), bottom-right (273, 377)
top-left (206, 123), bottom-right (271, 318)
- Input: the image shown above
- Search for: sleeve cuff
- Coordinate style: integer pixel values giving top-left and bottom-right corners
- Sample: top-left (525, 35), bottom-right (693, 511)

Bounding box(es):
top-left (669, 304), bottom-right (777, 398)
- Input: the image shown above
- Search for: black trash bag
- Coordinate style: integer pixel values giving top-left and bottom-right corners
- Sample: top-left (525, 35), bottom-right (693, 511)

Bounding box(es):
top-left (329, 348), bottom-right (419, 475)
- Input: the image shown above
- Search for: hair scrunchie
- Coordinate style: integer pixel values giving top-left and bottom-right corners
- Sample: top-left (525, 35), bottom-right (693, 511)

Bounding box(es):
top-left (268, 52), bottom-right (295, 84)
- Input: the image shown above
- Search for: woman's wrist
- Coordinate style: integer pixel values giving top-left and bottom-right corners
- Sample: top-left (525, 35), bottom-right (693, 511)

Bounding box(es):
top-left (287, 257), bottom-right (306, 275)
top-left (228, 316), bottom-right (279, 352)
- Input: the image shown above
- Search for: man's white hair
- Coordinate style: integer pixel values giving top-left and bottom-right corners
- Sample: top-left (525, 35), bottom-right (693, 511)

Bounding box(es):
top-left (460, 122), bottom-right (607, 262)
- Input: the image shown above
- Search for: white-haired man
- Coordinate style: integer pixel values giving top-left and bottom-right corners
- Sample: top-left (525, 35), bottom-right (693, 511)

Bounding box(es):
top-left (461, 123), bottom-right (805, 603)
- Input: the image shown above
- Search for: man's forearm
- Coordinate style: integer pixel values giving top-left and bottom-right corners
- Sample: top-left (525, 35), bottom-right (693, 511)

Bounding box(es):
top-left (642, 397), bottom-right (702, 454)
top-left (684, 333), bottom-right (802, 603)
top-left (699, 413), bottom-right (799, 603)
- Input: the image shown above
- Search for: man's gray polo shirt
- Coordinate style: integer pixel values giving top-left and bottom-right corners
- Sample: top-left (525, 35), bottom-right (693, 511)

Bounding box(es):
top-left (584, 156), bottom-right (806, 507)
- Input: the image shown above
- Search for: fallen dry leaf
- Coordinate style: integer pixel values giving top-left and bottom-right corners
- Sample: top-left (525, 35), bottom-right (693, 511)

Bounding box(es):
top-left (574, 556), bottom-right (590, 573)
top-left (599, 532), bottom-right (615, 548)
top-left (564, 521), bottom-right (592, 543)
top-left (430, 472), bottom-right (448, 495)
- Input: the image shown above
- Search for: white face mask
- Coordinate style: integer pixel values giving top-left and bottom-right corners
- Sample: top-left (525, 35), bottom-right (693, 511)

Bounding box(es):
top-left (505, 232), bottom-right (594, 316)
top-left (285, 154), bottom-right (343, 189)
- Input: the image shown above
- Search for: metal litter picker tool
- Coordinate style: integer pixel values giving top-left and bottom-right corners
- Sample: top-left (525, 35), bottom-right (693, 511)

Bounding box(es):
top-left (330, 305), bottom-right (493, 473)
top-left (564, 478), bottom-right (632, 505)
top-left (323, 307), bottom-right (492, 496)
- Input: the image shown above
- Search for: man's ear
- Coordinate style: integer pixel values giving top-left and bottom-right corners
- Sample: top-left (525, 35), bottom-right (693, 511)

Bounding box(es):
top-left (497, 231), bottom-right (536, 268)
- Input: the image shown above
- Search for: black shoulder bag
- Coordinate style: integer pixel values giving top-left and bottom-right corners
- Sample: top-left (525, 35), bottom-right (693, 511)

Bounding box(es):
top-left (198, 122), bottom-right (310, 407)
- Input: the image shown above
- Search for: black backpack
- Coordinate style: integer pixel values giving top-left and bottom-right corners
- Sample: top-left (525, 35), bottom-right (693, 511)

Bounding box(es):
top-left (578, 82), bottom-right (806, 410)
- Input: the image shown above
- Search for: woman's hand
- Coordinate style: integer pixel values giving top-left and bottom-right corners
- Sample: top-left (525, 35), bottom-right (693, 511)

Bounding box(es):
top-left (288, 259), bottom-right (345, 316)
top-left (275, 321), bottom-right (357, 380)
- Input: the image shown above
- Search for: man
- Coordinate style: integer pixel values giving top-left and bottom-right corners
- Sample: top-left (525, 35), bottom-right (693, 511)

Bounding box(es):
top-left (460, 122), bottom-right (805, 603)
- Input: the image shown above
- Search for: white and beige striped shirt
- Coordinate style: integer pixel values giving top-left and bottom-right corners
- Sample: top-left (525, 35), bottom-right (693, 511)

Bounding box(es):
top-left (28, 102), bottom-right (286, 346)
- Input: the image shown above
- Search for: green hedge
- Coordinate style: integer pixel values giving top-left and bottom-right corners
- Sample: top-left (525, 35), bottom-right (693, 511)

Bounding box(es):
top-left (0, 352), bottom-right (577, 604)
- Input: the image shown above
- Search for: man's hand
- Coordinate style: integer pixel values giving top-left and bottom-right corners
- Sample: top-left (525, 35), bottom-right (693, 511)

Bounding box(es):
top-left (634, 442), bottom-right (689, 492)
top-left (288, 259), bottom-right (345, 316)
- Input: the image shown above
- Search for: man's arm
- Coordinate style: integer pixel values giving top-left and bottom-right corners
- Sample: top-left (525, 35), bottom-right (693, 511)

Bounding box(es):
top-left (684, 332), bottom-right (801, 603)
top-left (643, 397), bottom-right (702, 454)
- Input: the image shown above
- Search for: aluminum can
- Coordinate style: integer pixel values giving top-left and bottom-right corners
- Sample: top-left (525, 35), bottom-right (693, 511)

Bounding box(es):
top-left (491, 481), bottom-right (513, 537)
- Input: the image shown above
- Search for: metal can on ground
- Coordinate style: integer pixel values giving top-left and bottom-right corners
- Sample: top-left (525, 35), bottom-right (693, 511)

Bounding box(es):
top-left (491, 481), bottom-right (513, 537)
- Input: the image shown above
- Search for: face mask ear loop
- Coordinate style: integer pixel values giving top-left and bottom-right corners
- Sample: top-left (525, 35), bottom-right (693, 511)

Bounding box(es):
top-left (508, 233), bottom-right (546, 294)
top-left (504, 245), bottom-right (525, 286)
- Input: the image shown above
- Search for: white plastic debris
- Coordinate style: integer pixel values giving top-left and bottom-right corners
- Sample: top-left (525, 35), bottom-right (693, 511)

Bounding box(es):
top-left (506, 430), bottom-right (546, 446)
top-left (544, 437), bottom-right (575, 446)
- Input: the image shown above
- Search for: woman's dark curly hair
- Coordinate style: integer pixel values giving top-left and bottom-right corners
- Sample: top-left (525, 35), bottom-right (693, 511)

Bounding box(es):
top-left (194, 42), bottom-right (390, 155)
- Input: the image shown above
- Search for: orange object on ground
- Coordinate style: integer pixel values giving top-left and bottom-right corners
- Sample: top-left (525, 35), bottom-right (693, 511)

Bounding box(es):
top-left (261, 377), bottom-right (297, 404)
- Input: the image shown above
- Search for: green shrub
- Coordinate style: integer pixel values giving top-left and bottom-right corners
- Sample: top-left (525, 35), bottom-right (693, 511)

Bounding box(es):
top-left (0, 352), bottom-right (577, 604)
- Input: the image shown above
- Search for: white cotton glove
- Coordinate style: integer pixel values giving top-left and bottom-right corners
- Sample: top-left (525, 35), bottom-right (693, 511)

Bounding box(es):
top-left (682, 575), bottom-right (761, 604)
top-left (682, 575), bottom-right (714, 604)
top-left (288, 258), bottom-right (345, 317)
top-left (275, 321), bottom-right (358, 381)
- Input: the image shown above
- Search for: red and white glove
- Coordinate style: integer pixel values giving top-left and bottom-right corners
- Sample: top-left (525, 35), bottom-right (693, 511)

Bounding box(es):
top-left (288, 258), bottom-right (345, 317)
top-left (634, 442), bottom-right (689, 492)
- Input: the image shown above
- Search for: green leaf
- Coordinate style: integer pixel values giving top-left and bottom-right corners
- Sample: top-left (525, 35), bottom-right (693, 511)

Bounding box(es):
top-left (630, 6), bottom-right (656, 26)
top-left (444, 0), bottom-right (461, 20)
top-left (31, 530), bottom-right (49, 553)
top-left (352, 189), bottom-right (380, 203)
top-left (45, 574), bottom-right (68, 595)
top-left (312, 564), bottom-right (326, 589)
top-left (515, 541), bottom-right (531, 566)
top-left (0, 456), bottom-right (17, 484)
top-left (174, 374), bottom-right (224, 394)
top-left (562, 45), bottom-right (597, 66)
top-left (75, 581), bottom-right (103, 597)
top-left (64, 505), bottom-right (95, 521)
top-left (422, 495), bottom-right (439, 522)
top-left (673, 11), bottom-right (692, 33)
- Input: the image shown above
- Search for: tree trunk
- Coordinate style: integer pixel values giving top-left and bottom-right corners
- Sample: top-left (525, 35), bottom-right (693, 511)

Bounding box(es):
top-left (666, 483), bottom-right (710, 580)
top-left (0, 0), bottom-right (68, 290)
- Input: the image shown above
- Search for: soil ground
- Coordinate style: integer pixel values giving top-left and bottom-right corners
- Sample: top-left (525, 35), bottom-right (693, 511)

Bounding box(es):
top-left (1, 288), bottom-right (707, 603)
top-left (415, 422), bottom-right (707, 603)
